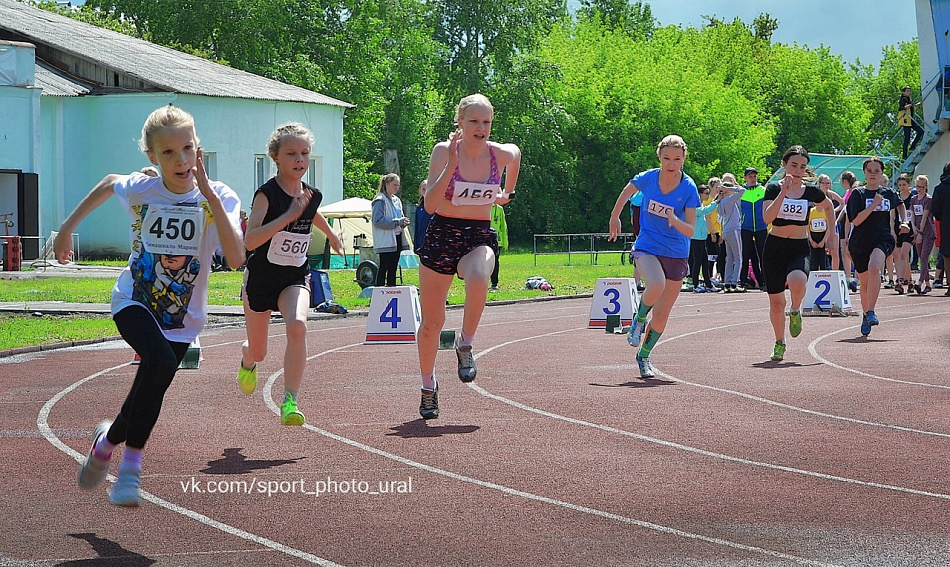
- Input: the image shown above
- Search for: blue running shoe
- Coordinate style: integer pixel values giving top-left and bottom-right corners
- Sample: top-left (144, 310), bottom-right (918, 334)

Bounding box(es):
top-left (627, 318), bottom-right (647, 347)
top-left (866, 311), bottom-right (879, 326)
top-left (635, 354), bottom-right (656, 379)
top-left (860, 314), bottom-right (871, 336)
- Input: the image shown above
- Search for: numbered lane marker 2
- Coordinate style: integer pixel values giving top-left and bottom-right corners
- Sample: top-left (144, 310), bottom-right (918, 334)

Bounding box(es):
top-left (802, 270), bottom-right (853, 316)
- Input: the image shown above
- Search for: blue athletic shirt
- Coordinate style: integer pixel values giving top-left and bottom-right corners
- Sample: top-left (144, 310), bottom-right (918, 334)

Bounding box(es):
top-left (630, 168), bottom-right (700, 258)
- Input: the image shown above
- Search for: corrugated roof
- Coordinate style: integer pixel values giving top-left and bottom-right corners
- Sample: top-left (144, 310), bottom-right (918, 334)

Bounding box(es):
top-left (34, 60), bottom-right (94, 96)
top-left (0, 0), bottom-right (353, 107)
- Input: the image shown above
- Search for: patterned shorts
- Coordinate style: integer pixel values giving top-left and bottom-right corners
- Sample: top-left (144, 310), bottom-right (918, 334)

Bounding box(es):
top-left (417, 214), bottom-right (499, 275)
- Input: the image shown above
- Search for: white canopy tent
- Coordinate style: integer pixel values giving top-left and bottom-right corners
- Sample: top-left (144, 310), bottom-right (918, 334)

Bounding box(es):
top-left (311, 197), bottom-right (417, 269)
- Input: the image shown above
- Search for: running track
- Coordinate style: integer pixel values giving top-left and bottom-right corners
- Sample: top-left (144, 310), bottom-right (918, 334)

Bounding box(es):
top-left (1, 290), bottom-right (949, 566)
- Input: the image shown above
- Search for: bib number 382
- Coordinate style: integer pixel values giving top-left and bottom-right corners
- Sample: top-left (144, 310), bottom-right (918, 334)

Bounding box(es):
top-left (142, 204), bottom-right (204, 255)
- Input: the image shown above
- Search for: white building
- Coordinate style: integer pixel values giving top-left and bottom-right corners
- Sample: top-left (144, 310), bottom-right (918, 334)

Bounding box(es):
top-left (0, 0), bottom-right (352, 258)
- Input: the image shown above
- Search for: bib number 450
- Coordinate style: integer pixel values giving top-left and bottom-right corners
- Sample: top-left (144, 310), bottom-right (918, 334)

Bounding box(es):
top-left (149, 216), bottom-right (196, 241)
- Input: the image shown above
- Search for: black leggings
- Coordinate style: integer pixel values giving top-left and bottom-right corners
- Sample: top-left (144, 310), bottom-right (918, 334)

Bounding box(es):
top-left (107, 306), bottom-right (189, 449)
top-left (689, 239), bottom-right (711, 287)
top-left (376, 251), bottom-right (400, 286)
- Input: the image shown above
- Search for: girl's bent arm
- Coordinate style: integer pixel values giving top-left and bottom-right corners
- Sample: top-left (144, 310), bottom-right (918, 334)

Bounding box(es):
top-left (54, 173), bottom-right (121, 263)
top-left (608, 182), bottom-right (639, 241)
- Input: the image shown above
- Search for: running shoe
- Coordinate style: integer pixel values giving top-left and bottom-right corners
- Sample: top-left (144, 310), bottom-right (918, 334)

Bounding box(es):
top-left (866, 311), bottom-right (879, 326)
top-left (280, 393), bottom-right (306, 426)
top-left (848, 279), bottom-right (858, 293)
top-left (77, 420), bottom-right (113, 490)
top-left (693, 285), bottom-right (707, 293)
top-left (489, 285), bottom-right (500, 292)
top-left (914, 283), bottom-right (922, 294)
top-left (884, 280), bottom-right (895, 289)
top-left (635, 354), bottom-right (656, 379)
top-left (723, 286), bottom-right (734, 294)
top-left (108, 466), bottom-right (141, 507)
top-left (924, 285), bottom-right (933, 295)
top-left (788, 311), bottom-right (803, 338)
top-left (627, 318), bottom-right (647, 347)
top-left (419, 381), bottom-right (439, 420)
top-left (735, 285), bottom-right (747, 293)
top-left (237, 360), bottom-right (258, 395)
top-left (455, 336), bottom-right (477, 383)
top-left (860, 314), bottom-right (871, 336)
top-left (770, 341), bottom-right (786, 362)
top-left (934, 281), bottom-right (944, 289)
top-left (895, 280), bottom-right (904, 295)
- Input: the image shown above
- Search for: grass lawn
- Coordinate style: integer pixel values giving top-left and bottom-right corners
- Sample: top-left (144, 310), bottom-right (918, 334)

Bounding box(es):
top-left (0, 251), bottom-right (633, 351)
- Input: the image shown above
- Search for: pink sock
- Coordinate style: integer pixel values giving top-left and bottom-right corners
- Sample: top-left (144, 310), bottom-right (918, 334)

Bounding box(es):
top-left (93, 436), bottom-right (116, 460)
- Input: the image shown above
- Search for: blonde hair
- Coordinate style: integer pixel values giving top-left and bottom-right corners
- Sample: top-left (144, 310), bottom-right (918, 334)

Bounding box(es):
top-left (722, 172), bottom-right (738, 186)
top-left (817, 174), bottom-right (832, 185)
top-left (139, 105), bottom-right (198, 153)
top-left (656, 135), bottom-right (687, 158)
top-left (707, 176), bottom-right (721, 188)
top-left (455, 94), bottom-right (493, 122)
top-left (267, 122), bottom-right (315, 158)
top-left (916, 174), bottom-right (929, 191)
top-left (377, 173), bottom-right (400, 195)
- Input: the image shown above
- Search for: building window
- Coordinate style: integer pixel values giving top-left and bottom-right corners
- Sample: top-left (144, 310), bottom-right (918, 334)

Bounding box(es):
top-left (202, 151), bottom-right (217, 180)
top-left (254, 154), bottom-right (273, 188)
top-left (308, 156), bottom-right (323, 188)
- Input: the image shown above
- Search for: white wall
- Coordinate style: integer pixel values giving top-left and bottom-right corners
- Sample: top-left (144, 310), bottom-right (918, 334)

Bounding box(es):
top-left (38, 93), bottom-right (345, 255)
top-left (917, 0), bottom-right (950, 182)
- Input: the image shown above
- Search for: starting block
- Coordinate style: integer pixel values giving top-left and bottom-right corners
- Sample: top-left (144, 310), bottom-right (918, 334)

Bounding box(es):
top-left (179, 337), bottom-right (202, 369)
top-left (589, 278), bottom-right (639, 329)
top-left (438, 329), bottom-right (456, 350)
top-left (364, 285), bottom-right (422, 344)
top-left (802, 270), bottom-right (853, 316)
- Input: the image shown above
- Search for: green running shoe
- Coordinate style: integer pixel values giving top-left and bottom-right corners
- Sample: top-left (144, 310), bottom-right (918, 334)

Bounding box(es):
top-left (770, 341), bottom-right (786, 362)
top-left (237, 360), bottom-right (258, 395)
top-left (788, 311), bottom-right (802, 338)
top-left (280, 393), bottom-right (306, 426)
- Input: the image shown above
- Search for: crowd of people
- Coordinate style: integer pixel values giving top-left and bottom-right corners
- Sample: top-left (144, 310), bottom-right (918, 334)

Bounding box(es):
top-left (53, 91), bottom-right (950, 507)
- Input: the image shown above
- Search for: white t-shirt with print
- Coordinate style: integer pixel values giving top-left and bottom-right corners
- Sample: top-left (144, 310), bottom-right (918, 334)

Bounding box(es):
top-left (111, 172), bottom-right (241, 343)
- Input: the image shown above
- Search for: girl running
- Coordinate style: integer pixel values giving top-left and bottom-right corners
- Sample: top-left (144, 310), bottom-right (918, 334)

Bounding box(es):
top-left (238, 123), bottom-right (344, 426)
top-left (847, 156), bottom-right (911, 336)
top-left (761, 146), bottom-right (834, 361)
top-left (415, 94), bottom-right (521, 419)
top-left (609, 135), bottom-right (699, 378)
top-left (57, 105), bottom-right (245, 506)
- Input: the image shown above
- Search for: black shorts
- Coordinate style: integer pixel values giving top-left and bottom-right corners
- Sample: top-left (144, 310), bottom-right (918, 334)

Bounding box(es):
top-left (849, 236), bottom-right (895, 274)
top-left (895, 229), bottom-right (914, 246)
top-left (762, 235), bottom-right (809, 294)
top-left (417, 215), bottom-right (499, 275)
top-left (244, 268), bottom-right (310, 313)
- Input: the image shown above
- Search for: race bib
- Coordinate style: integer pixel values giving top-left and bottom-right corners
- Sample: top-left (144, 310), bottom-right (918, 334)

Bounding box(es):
top-left (913, 204), bottom-right (924, 216)
top-left (266, 230), bottom-right (310, 267)
top-left (141, 204), bottom-right (205, 255)
top-left (810, 218), bottom-right (827, 231)
top-left (865, 198), bottom-right (891, 212)
top-left (452, 182), bottom-right (500, 206)
top-left (645, 200), bottom-right (674, 219)
top-left (777, 198), bottom-right (808, 222)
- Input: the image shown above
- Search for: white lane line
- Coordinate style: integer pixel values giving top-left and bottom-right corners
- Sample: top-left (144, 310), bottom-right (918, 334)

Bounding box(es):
top-left (807, 311), bottom-right (950, 389)
top-left (468, 329), bottom-right (950, 501)
top-left (261, 349), bottom-right (842, 567)
top-left (36, 362), bottom-right (342, 567)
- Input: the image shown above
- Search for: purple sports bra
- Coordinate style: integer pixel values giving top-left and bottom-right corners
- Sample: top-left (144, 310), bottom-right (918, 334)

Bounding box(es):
top-left (444, 143), bottom-right (502, 200)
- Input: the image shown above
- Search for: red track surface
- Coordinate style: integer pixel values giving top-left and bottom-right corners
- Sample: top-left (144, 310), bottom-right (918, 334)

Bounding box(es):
top-left (2, 290), bottom-right (949, 566)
